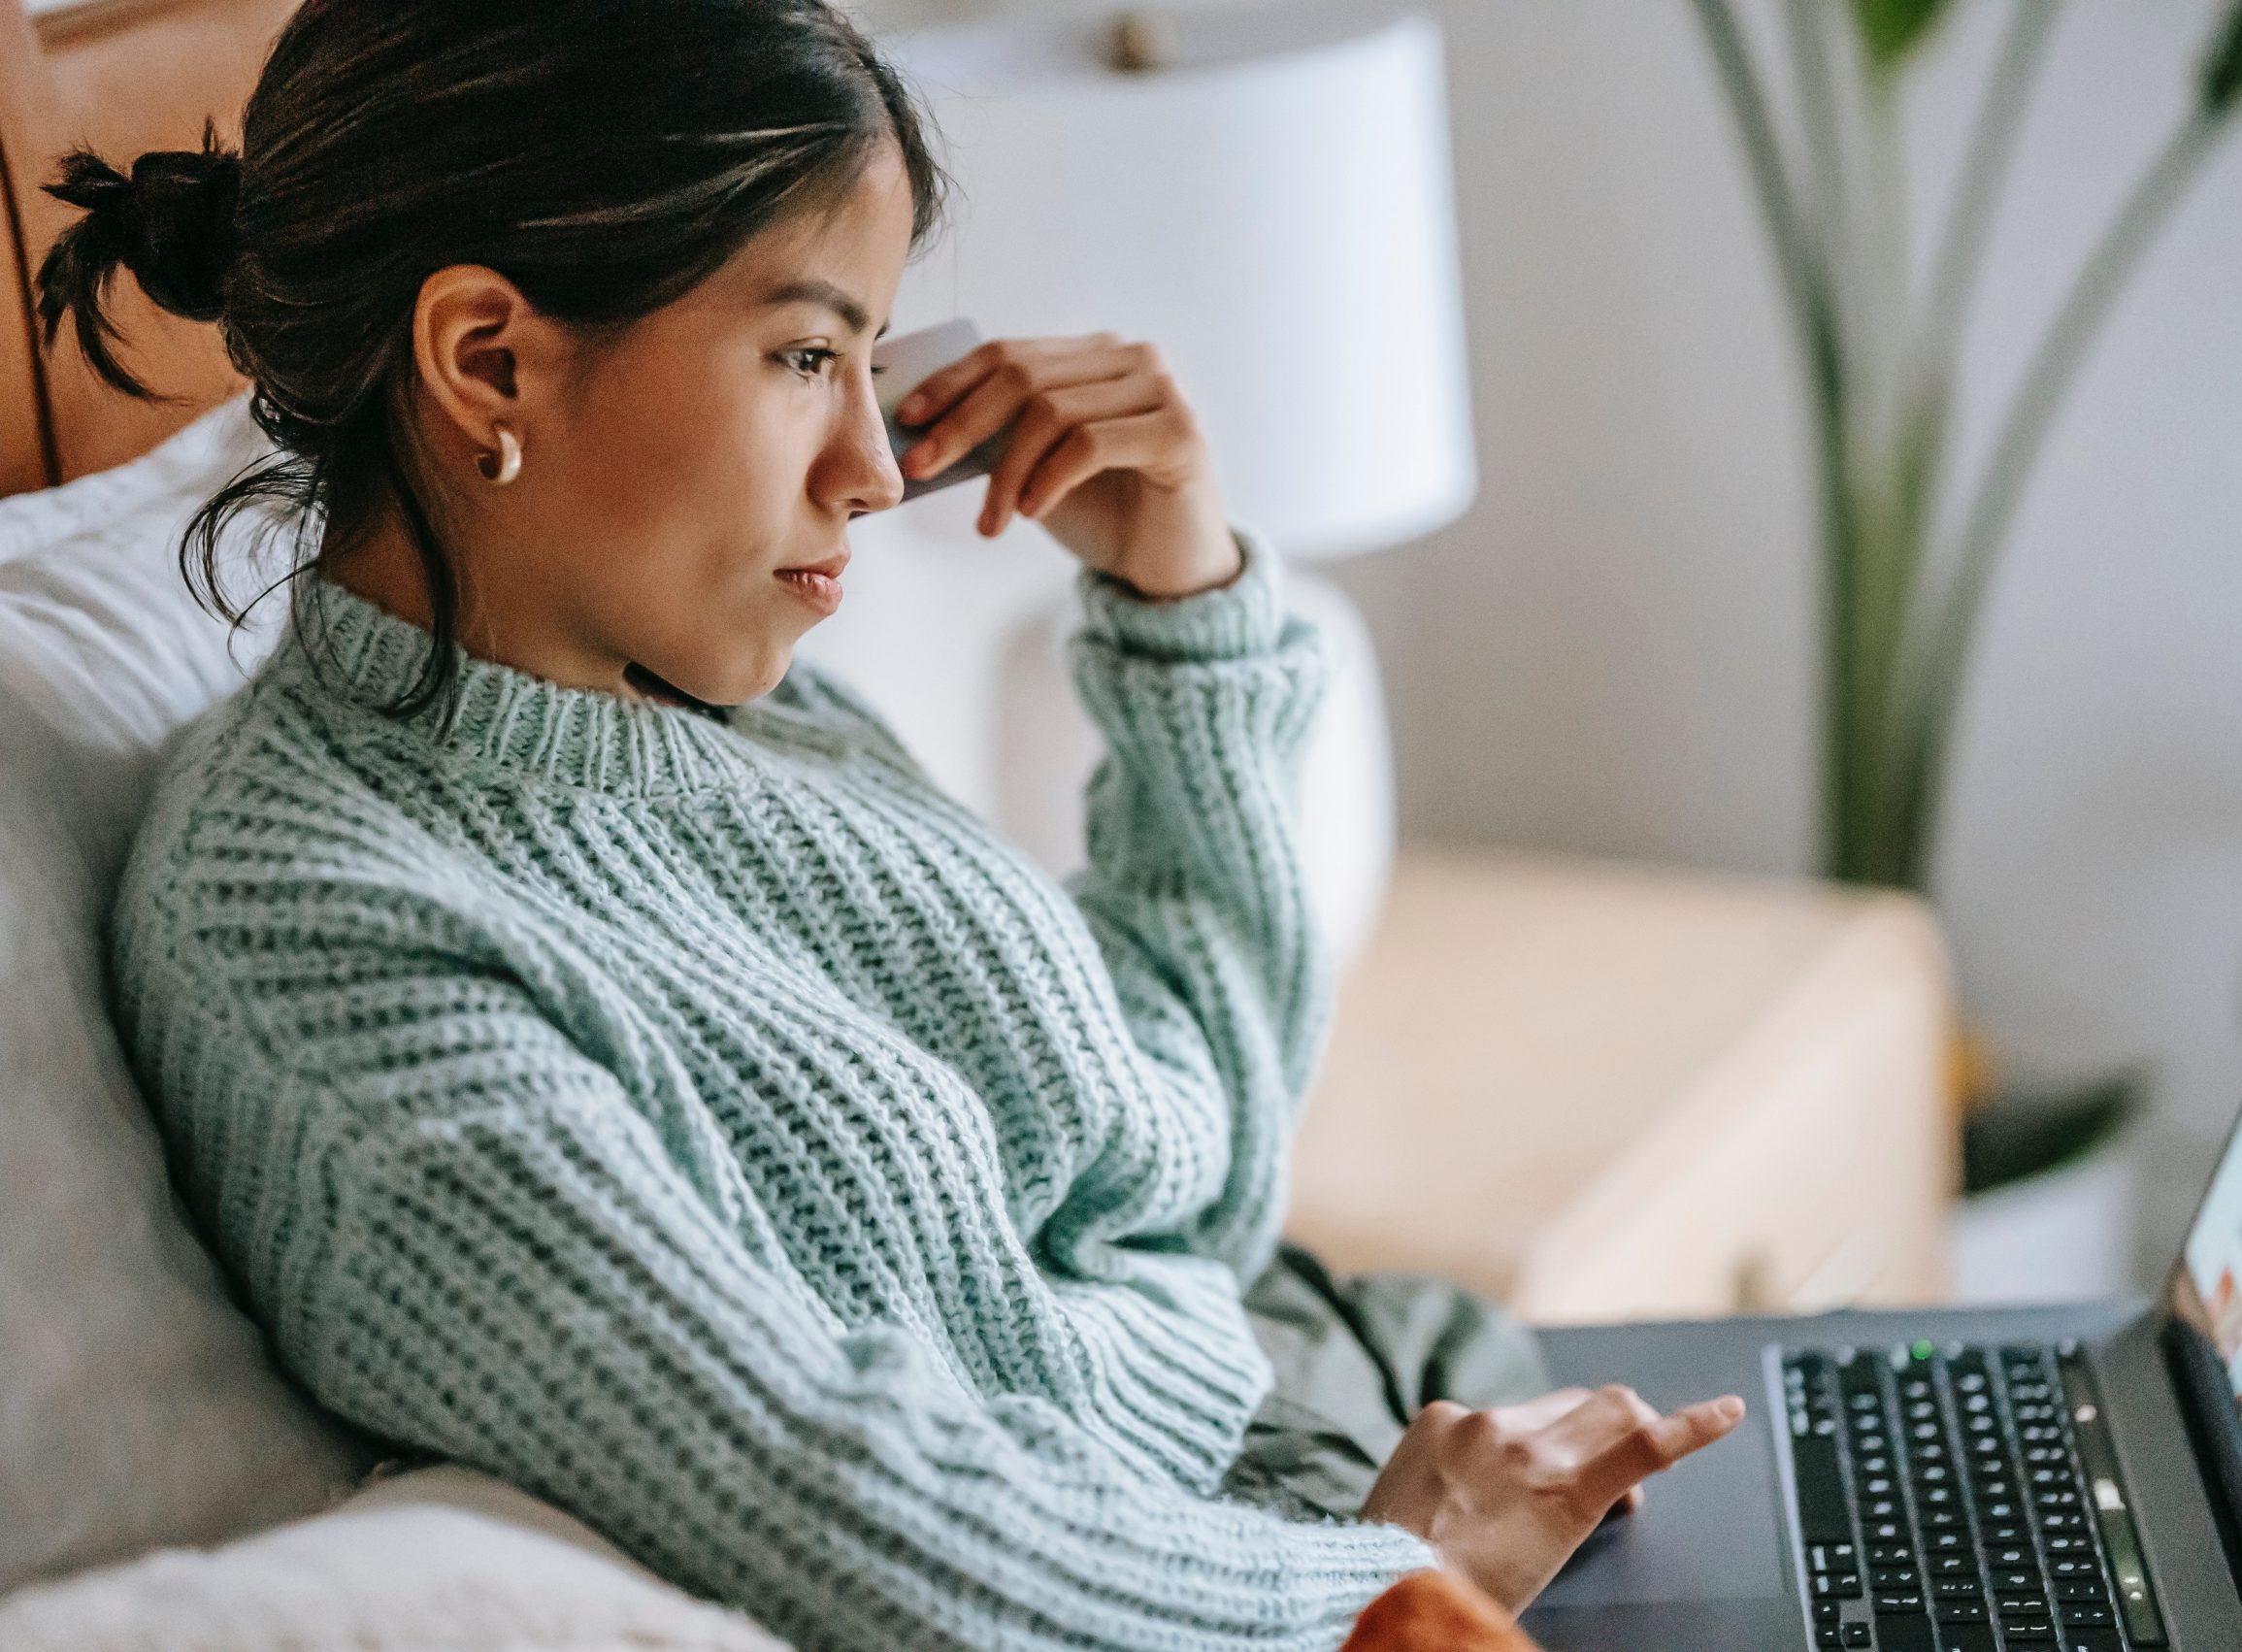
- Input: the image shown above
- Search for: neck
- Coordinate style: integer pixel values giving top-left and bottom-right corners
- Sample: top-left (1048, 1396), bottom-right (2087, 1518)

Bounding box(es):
top-left (319, 507), bottom-right (681, 707)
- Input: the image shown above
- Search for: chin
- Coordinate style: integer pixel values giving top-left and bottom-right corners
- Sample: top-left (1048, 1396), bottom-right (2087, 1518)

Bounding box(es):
top-left (704, 646), bottom-right (792, 708)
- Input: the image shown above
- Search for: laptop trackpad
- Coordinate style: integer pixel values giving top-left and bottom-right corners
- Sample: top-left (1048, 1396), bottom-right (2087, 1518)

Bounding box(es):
top-left (1520, 1324), bottom-right (1796, 1640)
top-left (1523, 1444), bottom-right (1788, 1602)
top-left (1519, 1477), bottom-right (1797, 1647)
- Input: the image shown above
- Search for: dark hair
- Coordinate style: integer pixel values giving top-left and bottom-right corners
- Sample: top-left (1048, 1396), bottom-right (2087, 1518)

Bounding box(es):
top-left (35, 0), bottom-right (950, 726)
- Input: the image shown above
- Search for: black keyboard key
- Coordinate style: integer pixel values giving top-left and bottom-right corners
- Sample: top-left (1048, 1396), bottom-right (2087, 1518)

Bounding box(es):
top-left (2061, 1602), bottom-right (2116, 1626)
top-left (1932, 1597), bottom-right (1987, 1622)
top-left (1874, 1591), bottom-right (1927, 1613)
top-left (2064, 1632), bottom-right (2122, 1652)
top-left (1872, 1615), bottom-right (1936, 1652)
top-left (1790, 1430), bottom-right (1852, 1543)
top-left (1930, 1628), bottom-right (1995, 1652)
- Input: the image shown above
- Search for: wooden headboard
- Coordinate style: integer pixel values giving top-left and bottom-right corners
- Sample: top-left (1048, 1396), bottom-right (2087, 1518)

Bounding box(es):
top-left (0, 0), bottom-right (299, 498)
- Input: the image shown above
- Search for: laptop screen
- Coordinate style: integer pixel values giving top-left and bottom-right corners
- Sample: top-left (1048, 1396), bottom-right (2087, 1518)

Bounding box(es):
top-left (2172, 1110), bottom-right (2242, 1406)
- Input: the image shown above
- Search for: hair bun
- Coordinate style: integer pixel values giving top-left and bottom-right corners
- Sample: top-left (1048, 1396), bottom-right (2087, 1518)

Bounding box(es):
top-left (44, 116), bottom-right (242, 324)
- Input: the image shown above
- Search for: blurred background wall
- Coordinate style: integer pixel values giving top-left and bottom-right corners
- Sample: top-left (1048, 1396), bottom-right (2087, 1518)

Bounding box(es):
top-left (858, 0), bottom-right (2242, 1289)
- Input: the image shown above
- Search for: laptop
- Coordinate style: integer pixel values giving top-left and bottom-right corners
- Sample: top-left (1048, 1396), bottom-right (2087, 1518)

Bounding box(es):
top-left (1516, 1109), bottom-right (2242, 1651)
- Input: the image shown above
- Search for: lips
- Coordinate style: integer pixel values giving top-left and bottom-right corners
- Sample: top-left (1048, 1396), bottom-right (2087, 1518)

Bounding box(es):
top-left (775, 549), bottom-right (847, 616)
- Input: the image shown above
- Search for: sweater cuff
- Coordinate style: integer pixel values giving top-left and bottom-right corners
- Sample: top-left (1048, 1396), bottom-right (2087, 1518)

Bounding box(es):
top-left (1074, 523), bottom-right (1285, 663)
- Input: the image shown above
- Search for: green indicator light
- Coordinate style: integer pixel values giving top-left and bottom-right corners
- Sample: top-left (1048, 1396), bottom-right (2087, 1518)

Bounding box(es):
top-left (1912, 1339), bottom-right (1934, 1362)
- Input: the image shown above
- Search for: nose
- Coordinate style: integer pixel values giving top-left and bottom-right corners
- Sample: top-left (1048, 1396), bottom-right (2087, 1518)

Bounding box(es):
top-left (815, 366), bottom-right (907, 518)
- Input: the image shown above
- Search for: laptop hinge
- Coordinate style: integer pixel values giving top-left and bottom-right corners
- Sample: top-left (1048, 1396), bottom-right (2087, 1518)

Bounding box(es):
top-left (2162, 1314), bottom-right (2242, 1594)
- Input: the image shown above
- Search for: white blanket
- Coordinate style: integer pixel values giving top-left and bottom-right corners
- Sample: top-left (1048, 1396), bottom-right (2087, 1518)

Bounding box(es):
top-left (0, 1465), bottom-right (791, 1652)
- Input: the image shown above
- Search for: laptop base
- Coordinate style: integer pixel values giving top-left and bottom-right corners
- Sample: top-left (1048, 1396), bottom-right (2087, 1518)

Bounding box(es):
top-left (1519, 1302), bottom-right (2241, 1651)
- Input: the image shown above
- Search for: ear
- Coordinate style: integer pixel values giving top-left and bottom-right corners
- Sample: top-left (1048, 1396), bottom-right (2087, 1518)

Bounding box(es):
top-left (409, 264), bottom-right (569, 457)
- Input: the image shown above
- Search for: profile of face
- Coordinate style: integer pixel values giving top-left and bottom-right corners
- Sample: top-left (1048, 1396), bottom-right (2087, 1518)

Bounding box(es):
top-left (379, 138), bottom-right (918, 708)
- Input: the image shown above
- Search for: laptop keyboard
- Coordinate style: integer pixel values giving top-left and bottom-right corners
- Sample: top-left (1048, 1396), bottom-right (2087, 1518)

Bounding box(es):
top-left (1778, 1340), bottom-right (2167, 1652)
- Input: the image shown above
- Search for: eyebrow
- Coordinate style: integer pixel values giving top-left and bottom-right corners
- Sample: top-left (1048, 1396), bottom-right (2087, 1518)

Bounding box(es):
top-left (762, 278), bottom-right (889, 339)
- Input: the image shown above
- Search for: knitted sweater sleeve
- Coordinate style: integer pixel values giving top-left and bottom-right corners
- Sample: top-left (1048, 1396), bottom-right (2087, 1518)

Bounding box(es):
top-left (1065, 523), bottom-right (1332, 1285)
top-left (110, 873), bottom-right (1435, 1652)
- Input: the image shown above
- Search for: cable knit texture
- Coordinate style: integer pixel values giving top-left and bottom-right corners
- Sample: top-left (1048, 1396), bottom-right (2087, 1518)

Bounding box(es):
top-left (106, 525), bottom-right (1439, 1651)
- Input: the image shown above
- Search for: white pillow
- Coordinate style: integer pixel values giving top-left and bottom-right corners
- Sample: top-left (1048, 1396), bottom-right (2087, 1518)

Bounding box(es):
top-left (0, 396), bottom-right (371, 1594)
top-left (0, 1463), bottom-right (790, 1652)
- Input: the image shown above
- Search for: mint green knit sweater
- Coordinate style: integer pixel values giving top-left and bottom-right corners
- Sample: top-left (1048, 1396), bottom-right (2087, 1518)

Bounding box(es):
top-left (106, 526), bottom-right (1439, 1650)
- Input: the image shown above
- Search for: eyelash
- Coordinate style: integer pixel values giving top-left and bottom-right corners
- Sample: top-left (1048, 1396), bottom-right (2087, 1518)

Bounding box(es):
top-left (782, 347), bottom-right (887, 381)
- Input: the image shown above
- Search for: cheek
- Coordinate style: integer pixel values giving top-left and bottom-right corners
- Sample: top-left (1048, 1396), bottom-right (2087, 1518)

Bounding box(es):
top-left (565, 345), bottom-right (802, 551)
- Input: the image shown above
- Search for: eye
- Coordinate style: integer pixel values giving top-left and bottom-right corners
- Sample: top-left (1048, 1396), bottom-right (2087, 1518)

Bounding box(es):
top-left (781, 347), bottom-right (841, 379)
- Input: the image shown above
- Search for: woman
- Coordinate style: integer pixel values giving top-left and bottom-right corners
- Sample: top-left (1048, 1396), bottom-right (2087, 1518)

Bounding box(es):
top-left (40, 2), bottom-right (1742, 1647)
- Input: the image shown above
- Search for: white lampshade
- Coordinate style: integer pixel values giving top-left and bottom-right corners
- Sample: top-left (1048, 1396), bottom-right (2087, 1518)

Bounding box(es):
top-left (883, 4), bottom-right (1477, 561)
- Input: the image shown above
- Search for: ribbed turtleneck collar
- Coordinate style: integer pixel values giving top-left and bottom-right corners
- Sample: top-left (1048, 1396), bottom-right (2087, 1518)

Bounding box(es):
top-left (270, 576), bottom-right (762, 798)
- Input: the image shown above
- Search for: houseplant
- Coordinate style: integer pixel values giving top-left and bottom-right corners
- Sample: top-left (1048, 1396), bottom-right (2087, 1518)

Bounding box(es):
top-left (1689, 0), bottom-right (2242, 1279)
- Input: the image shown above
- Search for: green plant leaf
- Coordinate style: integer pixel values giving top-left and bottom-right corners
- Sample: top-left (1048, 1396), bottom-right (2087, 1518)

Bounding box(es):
top-left (1960, 1069), bottom-right (2143, 1195)
top-left (1852, 0), bottom-right (1952, 70)
top-left (2203, 0), bottom-right (2242, 115)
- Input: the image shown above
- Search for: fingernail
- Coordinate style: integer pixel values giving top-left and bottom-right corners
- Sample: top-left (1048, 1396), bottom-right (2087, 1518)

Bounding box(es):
top-left (898, 391), bottom-right (925, 420)
top-left (1716, 1396), bottom-right (1745, 1422)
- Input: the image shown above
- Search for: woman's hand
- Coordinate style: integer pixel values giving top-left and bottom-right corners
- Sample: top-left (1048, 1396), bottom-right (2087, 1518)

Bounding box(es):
top-left (1357, 1384), bottom-right (1746, 1616)
top-left (891, 332), bottom-right (1242, 600)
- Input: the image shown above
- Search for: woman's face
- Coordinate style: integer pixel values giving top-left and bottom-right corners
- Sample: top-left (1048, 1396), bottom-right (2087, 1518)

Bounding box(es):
top-left (394, 140), bottom-right (917, 707)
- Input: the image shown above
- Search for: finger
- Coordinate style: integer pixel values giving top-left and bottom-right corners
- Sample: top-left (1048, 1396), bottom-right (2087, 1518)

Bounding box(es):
top-left (907, 343), bottom-right (1144, 487)
top-left (1484, 1386), bottom-right (1596, 1434)
top-left (978, 375), bottom-right (1166, 535)
top-left (1575, 1395), bottom-right (1746, 1512)
top-left (1540, 1383), bottom-right (1661, 1454)
top-left (893, 332), bottom-right (1118, 427)
top-left (1011, 407), bottom-right (1192, 528)
top-left (897, 337), bottom-right (1137, 471)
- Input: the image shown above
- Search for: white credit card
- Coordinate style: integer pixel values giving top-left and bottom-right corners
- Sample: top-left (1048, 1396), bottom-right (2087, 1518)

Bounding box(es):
top-left (874, 317), bottom-right (1011, 502)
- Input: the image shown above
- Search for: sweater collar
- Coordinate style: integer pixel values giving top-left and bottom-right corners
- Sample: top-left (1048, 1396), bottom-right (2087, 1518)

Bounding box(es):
top-left (277, 575), bottom-right (762, 798)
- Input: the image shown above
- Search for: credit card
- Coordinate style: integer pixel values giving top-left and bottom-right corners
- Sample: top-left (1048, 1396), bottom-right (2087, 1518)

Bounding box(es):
top-left (874, 316), bottom-right (1012, 502)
